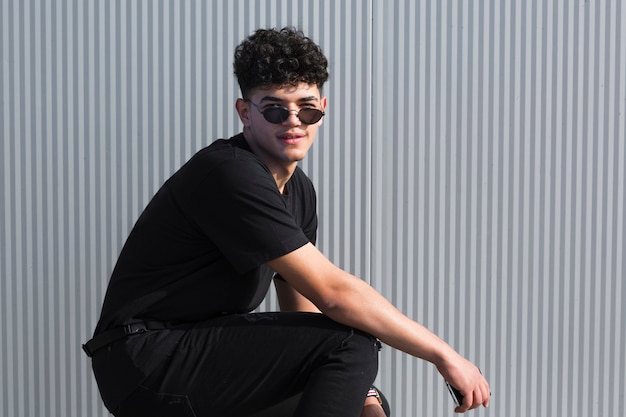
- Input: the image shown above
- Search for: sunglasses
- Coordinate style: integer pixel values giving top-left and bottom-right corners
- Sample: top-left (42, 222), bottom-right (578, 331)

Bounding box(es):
top-left (247, 100), bottom-right (325, 125)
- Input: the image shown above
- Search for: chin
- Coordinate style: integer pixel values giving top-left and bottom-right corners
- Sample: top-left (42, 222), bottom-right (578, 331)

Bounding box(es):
top-left (290, 154), bottom-right (307, 163)
top-left (283, 150), bottom-right (308, 162)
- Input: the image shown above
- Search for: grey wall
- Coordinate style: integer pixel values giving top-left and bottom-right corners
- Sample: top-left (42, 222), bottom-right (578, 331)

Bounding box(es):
top-left (1, 1), bottom-right (624, 416)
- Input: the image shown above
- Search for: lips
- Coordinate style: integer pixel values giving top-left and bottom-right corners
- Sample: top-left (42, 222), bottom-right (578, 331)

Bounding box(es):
top-left (278, 132), bottom-right (305, 144)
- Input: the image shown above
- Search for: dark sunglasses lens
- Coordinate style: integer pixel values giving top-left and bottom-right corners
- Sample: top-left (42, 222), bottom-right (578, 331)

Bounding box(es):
top-left (298, 108), bottom-right (324, 124)
top-left (262, 107), bottom-right (289, 123)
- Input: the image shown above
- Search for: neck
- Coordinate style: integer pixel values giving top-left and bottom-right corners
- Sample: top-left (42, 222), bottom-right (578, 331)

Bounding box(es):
top-left (273, 167), bottom-right (296, 194)
top-left (240, 131), bottom-right (298, 194)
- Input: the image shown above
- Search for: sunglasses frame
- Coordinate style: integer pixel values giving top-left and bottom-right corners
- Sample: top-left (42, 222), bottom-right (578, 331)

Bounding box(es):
top-left (246, 100), bottom-right (325, 125)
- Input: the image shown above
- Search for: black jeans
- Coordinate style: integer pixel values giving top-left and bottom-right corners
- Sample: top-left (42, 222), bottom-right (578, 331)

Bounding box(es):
top-left (109, 312), bottom-right (379, 417)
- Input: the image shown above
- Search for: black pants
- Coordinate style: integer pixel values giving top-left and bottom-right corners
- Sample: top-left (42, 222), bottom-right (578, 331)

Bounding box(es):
top-left (105, 312), bottom-right (379, 417)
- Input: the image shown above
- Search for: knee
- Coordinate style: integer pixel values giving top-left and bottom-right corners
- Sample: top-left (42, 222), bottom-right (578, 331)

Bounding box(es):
top-left (340, 330), bottom-right (380, 380)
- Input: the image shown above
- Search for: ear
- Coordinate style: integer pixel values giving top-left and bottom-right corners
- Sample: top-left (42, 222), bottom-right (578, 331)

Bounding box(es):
top-left (235, 98), bottom-right (251, 127)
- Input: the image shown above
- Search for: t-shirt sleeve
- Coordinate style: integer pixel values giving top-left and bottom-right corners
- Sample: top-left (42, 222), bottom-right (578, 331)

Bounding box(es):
top-left (182, 155), bottom-right (309, 274)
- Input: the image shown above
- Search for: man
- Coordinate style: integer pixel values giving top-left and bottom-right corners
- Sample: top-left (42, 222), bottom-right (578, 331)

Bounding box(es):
top-left (84, 27), bottom-right (490, 417)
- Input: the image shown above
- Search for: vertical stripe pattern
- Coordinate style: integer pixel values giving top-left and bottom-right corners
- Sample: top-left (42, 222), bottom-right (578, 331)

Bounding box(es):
top-left (371, 2), bottom-right (625, 417)
top-left (1, 1), bottom-right (624, 416)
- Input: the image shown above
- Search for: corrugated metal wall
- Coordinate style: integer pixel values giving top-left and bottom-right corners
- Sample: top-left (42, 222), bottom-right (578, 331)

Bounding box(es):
top-left (370, 2), bottom-right (626, 417)
top-left (1, 1), bottom-right (624, 416)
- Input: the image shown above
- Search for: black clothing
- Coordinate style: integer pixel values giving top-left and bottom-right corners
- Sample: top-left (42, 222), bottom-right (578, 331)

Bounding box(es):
top-left (111, 313), bottom-right (379, 417)
top-left (88, 134), bottom-right (380, 416)
top-left (95, 134), bottom-right (317, 333)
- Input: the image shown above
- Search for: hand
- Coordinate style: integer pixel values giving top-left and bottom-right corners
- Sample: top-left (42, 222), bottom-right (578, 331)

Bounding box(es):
top-left (360, 403), bottom-right (387, 417)
top-left (436, 355), bottom-right (490, 413)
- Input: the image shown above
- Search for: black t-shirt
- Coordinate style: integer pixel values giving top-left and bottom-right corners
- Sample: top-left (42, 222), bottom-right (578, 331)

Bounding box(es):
top-left (94, 133), bottom-right (317, 334)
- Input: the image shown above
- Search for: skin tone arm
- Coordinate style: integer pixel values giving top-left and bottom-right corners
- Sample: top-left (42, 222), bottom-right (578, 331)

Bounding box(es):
top-left (268, 242), bottom-right (490, 413)
top-left (274, 277), bottom-right (320, 312)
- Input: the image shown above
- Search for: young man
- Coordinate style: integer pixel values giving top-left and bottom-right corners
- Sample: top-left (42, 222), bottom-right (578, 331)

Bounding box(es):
top-left (84, 27), bottom-right (490, 417)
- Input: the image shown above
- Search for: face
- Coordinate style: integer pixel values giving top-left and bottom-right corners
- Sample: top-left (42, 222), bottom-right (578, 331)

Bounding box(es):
top-left (236, 83), bottom-right (327, 175)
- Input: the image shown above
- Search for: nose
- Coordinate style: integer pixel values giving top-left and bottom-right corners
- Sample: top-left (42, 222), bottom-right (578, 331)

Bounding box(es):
top-left (283, 109), bottom-right (302, 125)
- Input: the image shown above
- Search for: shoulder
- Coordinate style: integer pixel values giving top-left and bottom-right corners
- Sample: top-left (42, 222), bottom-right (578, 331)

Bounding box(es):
top-left (192, 135), bottom-right (262, 168)
top-left (182, 135), bottom-right (272, 185)
top-left (157, 136), bottom-right (276, 207)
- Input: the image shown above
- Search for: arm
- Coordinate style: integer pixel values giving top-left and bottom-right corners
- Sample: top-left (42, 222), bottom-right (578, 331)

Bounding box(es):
top-left (267, 242), bottom-right (490, 412)
top-left (274, 276), bottom-right (321, 312)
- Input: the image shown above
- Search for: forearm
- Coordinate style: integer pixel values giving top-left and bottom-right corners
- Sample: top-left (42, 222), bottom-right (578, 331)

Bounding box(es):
top-left (320, 271), bottom-right (457, 366)
top-left (271, 246), bottom-right (456, 365)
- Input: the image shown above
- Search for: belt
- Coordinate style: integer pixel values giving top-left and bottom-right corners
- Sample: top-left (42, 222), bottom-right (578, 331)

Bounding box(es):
top-left (82, 320), bottom-right (167, 358)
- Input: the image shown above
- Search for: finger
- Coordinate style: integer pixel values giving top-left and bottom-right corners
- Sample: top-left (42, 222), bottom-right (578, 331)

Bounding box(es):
top-left (460, 391), bottom-right (475, 412)
top-left (469, 390), bottom-right (481, 410)
top-left (453, 392), bottom-right (468, 413)
top-left (482, 384), bottom-right (491, 408)
top-left (471, 387), bottom-right (488, 411)
top-left (477, 375), bottom-right (491, 408)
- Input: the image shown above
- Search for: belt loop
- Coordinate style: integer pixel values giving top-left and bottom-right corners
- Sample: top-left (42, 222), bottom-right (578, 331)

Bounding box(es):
top-left (124, 322), bottom-right (148, 335)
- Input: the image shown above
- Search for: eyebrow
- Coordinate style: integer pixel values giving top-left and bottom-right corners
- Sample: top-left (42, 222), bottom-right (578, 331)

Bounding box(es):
top-left (258, 95), bottom-right (320, 104)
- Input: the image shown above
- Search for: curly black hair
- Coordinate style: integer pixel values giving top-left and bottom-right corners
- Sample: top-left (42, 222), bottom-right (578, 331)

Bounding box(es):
top-left (233, 27), bottom-right (329, 98)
